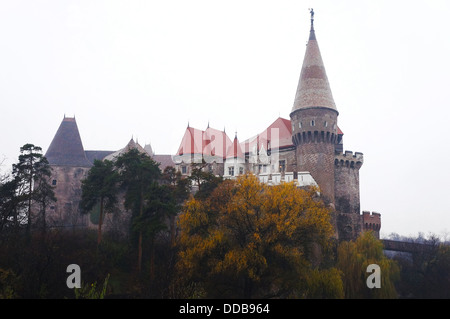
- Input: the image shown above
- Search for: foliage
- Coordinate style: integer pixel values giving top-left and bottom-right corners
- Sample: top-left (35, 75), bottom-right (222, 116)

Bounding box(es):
top-left (391, 234), bottom-right (450, 298)
top-left (74, 274), bottom-right (110, 299)
top-left (337, 231), bottom-right (400, 298)
top-left (0, 268), bottom-right (20, 299)
top-left (176, 174), bottom-right (336, 298)
top-left (114, 148), bottom-right (171, 276)
top-left (80, 159), bottom-right (119, 244)
top-left (161, 167), bottom-right (190, 244)
top-left (10, 144), bottom-right (56, 235)
top-left (419, 244), bottom-right (450, 298)
top-left (161, 166), bottom-right (190, 207)
top-left (304, 268), bottom-right (344, 299)
top-left (115, 149), bottom-right (161, 213)
top-left (0, 177), bottom-right (21, 232)
top-left (188, 160), bottom-right (223, 200)
top-left (2, 143), bottom-right (449, 299)
top-left (0, 144), bottom-right (55, 235)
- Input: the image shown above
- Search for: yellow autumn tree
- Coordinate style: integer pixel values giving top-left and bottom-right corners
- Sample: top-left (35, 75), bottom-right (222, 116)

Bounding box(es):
top-left (176, 174), bottom-right (342, 298)
top-left (337, 231), bottom-right (400, 298)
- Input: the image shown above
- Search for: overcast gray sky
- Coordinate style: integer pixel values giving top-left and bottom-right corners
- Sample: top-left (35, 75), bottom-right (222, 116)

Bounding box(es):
top-left (1, 0), bottom-right (450, 239)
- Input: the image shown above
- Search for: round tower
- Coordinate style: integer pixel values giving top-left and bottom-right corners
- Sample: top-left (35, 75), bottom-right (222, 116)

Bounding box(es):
top-left (290, 10), bottom-right (339, 205)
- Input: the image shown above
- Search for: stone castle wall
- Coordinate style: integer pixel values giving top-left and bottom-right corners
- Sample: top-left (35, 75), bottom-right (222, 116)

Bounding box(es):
top-left (46, 165), bottom-right (90, 229)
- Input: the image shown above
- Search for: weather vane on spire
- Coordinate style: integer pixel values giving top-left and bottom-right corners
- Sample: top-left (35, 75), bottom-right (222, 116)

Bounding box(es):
top-left (309, 8), bottom-right (314, 29)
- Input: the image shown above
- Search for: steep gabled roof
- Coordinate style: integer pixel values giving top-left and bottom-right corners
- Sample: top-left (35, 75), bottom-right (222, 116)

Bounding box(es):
top-left (176, 125), bottom-right (232, 159)
top-left (241, 117), bottom-right (293, 154)
top-left (176, 126), bottom-right (204, 156)
top-left (265, 117), bottom-right (293, 148)
top-left (45, 117), bottom-right (92, 167)
top-left (203, 126), bottom-right (232, 159)
top-left (103, 138), bottom-right (150, 161)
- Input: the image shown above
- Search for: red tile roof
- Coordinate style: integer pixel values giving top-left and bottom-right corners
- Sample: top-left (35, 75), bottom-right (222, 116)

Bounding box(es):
top-left (241, 117), bottom-right (293, 154)
top-left (226, 135), bottom-right (244, 159)
top-left (176, 125), bottom-right (233, 159)
top-left (176, 118), bottom-right (343, 158)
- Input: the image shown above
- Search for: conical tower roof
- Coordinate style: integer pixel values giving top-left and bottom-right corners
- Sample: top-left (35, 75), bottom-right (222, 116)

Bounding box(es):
top-left (291, 10), bottom-right (337, 114)
top-left (45, 116), bottom-right (92, 167)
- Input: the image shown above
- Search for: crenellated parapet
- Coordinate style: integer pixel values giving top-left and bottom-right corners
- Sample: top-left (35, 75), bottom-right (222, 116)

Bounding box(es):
top-left (334, 150), bottom-right (363, 169)
top-left (362, 211), bottom-right (381, 238)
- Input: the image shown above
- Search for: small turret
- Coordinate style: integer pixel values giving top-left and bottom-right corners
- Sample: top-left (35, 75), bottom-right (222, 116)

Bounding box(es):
top-left (362, 211), bottom-right (381, 239)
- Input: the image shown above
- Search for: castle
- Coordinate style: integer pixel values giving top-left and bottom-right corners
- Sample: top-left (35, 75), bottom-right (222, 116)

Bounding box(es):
top-left (42, 11), bottom-right (380, 240)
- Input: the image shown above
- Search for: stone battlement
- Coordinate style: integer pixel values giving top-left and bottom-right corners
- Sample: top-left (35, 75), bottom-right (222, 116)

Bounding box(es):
top-left (362, 211), bottom-right (381, 231)
top-left (334, 150), bottom-right (363, 169)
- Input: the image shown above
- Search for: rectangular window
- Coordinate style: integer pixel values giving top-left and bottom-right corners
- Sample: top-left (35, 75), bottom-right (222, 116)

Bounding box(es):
top-left (239, 167), bottom-right (244, 175)
top-left (279, 160), bottom-right (286, 173)
top-left (52, 179), bottom-right (57, 185)
top-left (229, 166), bottom-right (234, 176)
top-left (181, 166), bottom-right (187, 174)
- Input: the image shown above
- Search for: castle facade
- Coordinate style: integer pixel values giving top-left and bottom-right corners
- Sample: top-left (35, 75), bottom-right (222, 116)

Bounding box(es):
top-left (43, 13), bottom-right (380, 240)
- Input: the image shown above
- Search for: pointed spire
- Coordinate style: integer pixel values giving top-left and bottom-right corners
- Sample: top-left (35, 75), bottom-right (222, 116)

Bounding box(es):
top-left (309, 8), bottom-right (316, 40)
top-left (45, 116), bottom-right (92, 167)
top-left (291, 9), bottom-right (337, 114)
top-left (226, 131), bottom-right (244, 159)
top-left (144, 143), bottom-right (154, 156)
